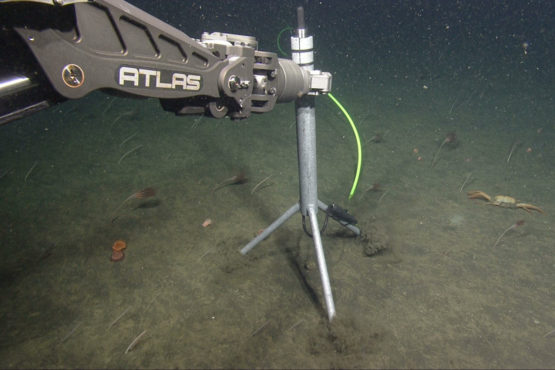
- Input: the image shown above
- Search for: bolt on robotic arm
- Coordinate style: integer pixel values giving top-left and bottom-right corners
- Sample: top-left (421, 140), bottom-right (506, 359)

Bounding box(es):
top-left (0, 0), bottom-right (331, 124)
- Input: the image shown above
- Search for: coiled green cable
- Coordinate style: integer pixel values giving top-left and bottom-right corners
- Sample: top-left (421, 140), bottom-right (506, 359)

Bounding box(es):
top-left (276, 27), bottom-right (293, 57)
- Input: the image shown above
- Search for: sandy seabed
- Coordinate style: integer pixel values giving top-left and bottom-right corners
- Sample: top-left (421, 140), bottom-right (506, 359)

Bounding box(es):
top-left (0, 60), bottom-right (554, 368)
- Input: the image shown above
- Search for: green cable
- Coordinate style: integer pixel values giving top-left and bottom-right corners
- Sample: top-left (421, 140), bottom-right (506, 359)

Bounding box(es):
top-left (276, 27), bottom-right (293, 57)
top-left (276, 27), bottom-right (362, 199)
top-left (327, 93), bottom-right (362, 200)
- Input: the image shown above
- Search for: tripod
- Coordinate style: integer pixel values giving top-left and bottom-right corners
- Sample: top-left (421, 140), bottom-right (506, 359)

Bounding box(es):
top-left (240, 9), bottom-right (360, 321)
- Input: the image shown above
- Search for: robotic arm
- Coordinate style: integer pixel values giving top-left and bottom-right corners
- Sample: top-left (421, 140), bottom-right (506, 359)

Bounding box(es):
top-left (0, 0), bottom-right (331, 124)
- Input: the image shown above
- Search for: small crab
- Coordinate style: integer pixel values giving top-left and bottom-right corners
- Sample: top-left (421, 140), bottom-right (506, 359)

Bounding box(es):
top-left (467, 191), bottom-right (544, 213)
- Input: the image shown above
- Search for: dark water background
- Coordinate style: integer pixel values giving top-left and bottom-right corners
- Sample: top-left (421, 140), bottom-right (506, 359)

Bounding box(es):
top-left (0, 1), bottom-right (553, 368)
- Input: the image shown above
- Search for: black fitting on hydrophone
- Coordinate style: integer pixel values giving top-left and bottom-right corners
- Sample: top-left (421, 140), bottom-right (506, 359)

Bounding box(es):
top-left (297, 6), bottom-right (305, 30)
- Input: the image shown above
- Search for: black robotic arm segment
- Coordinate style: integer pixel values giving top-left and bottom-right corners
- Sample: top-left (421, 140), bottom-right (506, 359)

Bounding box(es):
top-left (7, 1), bottom-right (224, 98)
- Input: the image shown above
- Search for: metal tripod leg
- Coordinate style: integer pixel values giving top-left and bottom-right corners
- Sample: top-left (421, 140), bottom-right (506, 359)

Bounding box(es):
top-left (240, 203), bottom-right (299, 255)
top-left (307, 205), bottom-right (336, 320)
top-left (240, 202), bottom-right (336, 321)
